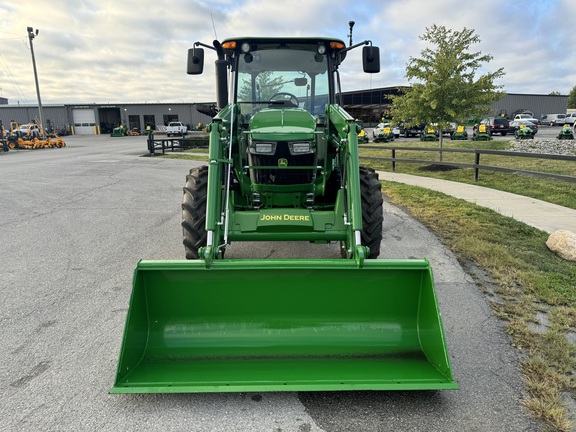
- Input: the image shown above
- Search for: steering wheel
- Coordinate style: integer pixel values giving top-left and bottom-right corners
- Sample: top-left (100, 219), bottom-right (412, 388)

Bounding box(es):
top-left (268, 92), bottom-right (299, 107)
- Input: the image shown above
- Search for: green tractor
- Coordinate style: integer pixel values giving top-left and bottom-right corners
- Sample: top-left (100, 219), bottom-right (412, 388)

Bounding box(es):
top-left (111, 36), bottom-right (456, 394)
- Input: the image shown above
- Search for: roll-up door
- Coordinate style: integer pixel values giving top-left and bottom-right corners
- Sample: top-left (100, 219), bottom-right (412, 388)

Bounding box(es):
top-left (72, 109), bottom-right (96, 135)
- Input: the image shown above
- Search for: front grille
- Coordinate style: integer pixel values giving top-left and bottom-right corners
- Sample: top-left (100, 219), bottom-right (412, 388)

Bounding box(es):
top-left (249, 142), bottom-right (315, 185)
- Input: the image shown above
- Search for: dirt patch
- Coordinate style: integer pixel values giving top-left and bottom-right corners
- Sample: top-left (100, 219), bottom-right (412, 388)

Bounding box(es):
top-left (418, 164), bottom-right (460, 172)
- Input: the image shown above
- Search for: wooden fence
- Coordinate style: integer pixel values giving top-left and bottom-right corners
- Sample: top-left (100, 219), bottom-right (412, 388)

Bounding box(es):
top-left (359, 145), bottom-right (576, 183)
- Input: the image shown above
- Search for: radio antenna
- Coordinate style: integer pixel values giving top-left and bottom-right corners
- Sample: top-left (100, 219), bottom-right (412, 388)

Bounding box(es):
top-left (210, 14), bottom-right (218, 40)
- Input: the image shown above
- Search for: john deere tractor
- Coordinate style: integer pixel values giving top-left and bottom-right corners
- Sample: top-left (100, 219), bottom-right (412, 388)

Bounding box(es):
top-left (111, 36), bottom-right (456, 394)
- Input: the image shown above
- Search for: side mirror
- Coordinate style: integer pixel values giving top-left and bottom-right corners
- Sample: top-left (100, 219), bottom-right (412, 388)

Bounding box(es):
top-left (187, 47), bottom-right (204, 75)
top-left (362, 46), bottom-right (380, 73)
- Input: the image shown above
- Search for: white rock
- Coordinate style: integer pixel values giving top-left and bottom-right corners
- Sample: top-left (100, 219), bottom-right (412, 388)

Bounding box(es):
top-left (546, 230), bottom-right (576, 262)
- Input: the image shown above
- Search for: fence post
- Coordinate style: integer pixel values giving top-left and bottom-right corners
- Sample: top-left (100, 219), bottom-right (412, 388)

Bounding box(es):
top-left (392, 148), bottom-right (396, 172)
top-left (147, 133), bottom-right (154, 155)
top-left (474, 151), bottom-right (480, 181)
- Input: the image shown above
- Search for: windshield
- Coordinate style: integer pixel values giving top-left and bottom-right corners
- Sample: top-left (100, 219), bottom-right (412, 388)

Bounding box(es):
top-left (236, 47), bottom-right (329, 116)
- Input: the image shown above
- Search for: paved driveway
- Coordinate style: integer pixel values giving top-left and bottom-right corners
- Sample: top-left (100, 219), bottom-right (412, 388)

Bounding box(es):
top-left (0, 135), bottom-right (539, 431)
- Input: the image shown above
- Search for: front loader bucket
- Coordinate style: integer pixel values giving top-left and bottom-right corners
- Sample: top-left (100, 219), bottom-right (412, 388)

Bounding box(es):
top-left (111, 259), bottom-right (457, 393)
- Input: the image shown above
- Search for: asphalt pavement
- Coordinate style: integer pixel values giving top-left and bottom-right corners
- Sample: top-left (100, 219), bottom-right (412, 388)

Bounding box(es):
top-left (0, 135), bottom-right (544, 431)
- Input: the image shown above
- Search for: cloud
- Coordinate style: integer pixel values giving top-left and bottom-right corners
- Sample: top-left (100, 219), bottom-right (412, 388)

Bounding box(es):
top-left (0, 0), bottom-right (574, 105)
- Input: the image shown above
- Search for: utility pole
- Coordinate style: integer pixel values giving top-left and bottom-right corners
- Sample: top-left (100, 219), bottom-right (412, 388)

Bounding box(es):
top-left (27, 26), bottom-right (45, 138)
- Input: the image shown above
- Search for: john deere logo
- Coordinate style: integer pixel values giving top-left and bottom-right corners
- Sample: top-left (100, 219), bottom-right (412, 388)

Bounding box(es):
top-left (278, 158), bottom-right (288, 167)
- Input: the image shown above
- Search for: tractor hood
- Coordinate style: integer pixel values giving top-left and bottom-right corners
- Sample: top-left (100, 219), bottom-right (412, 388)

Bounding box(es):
top-left (249, 108), bottom-right (316, 141)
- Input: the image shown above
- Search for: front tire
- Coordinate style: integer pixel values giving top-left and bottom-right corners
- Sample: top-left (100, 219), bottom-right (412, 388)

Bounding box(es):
top-left (359, 166), bottom-right (383, 258)
top-left (182, 165), bottom-right (209, 259)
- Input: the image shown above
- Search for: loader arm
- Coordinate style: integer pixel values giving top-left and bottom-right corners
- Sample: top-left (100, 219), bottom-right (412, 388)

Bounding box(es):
top-left (327, 104), bottom-right (368, 264)
top-left (201, 105), bottom-right (234, 266)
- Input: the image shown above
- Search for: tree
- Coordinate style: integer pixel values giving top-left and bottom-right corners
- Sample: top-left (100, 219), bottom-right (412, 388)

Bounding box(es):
top-left (568, 85), bottom-right (576, 109)
top-left (237, 71), bottom-right (285, 102)
top-left (549, 91), bottom-right (561, 95)
top-left (390, 25), bottom-right (505, 159)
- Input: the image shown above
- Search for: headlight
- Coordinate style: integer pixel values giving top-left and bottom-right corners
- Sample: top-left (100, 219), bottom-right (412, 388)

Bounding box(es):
top-left (289, 142), bottom-right (312, 154)
top-left (251, 141), bottom-right (276, 155)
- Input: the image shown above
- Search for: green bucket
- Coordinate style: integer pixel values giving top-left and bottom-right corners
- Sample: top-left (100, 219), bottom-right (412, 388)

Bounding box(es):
top-left (110, 259), bottom-right (457, 393)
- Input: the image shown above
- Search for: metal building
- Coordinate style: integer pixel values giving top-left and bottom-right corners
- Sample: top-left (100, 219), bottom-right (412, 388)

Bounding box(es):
top-left (488, 93), bottom-right (569, 122)
top-left (340, 87), bottom-right (569, 126)
top-left (0, 102), bottom-right (214, 135)
top-left (0, 91), bottom-right (568, 133)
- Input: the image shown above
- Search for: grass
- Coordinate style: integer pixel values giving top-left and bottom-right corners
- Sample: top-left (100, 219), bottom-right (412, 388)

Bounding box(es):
top-left (381, 182), bottom-right (576, 431)
top-left (370, 140), bottom-right (576, 429)
top-left (159, 147), bottom-right (209, 161)
top-left (359, 139), bottom-right (576, 210)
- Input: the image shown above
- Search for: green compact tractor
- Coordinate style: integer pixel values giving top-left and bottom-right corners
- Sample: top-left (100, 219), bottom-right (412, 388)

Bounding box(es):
top-left (557, 124), bottom-right (574, 140)
top-left (111, 36), bottom-right (456, 394)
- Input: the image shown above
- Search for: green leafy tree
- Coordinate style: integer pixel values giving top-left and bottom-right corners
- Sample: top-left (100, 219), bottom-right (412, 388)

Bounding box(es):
top-left (568, 85), bottom-right (576, 109)
top-left (390, 25), bottom-right (505, 159)
top-left (238, 71), bottom-right (285, 102)
top-left (549, 91), bottom-right (561, 95)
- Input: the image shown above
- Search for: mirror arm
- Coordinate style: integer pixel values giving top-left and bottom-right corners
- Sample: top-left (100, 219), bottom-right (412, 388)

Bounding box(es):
top-left (194, 41), bottom-right (217, 51)
top-left (340, 39), bottom-right (371, 54)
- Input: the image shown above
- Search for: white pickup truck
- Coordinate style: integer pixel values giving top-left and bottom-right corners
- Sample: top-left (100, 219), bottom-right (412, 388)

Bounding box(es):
top-left (513, 113), bottom-right (539, 124)
top-left (166, 121), bottom-right (188, 137)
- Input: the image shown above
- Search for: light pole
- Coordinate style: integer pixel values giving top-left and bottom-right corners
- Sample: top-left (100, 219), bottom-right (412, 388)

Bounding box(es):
top-left (347, 21), bottom-right (355, 47)
top-left (27, 26), bottom-right (45, 138)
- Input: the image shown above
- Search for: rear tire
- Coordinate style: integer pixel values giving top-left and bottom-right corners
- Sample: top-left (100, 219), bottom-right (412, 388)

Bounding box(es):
top-left (359, 166), bottom-right (383, 258)
top-left (182, 165), bottom-right (209, 259)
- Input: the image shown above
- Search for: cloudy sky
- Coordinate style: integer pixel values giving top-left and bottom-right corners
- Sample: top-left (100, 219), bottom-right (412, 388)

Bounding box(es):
top-left (1, 0), bottom-right (574, 105)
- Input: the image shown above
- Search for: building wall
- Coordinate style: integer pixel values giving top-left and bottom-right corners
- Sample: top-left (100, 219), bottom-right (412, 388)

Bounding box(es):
top-left (341, 87), bottom-right (569, 126)
top-left (488, 93), bottom-right (569, 121)
top-left (1, 92), bottom-right (568, 133)
top-left (0, 103), bottom-right (214, 135)
top-left (0, 105), bottom-right (69, 132)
